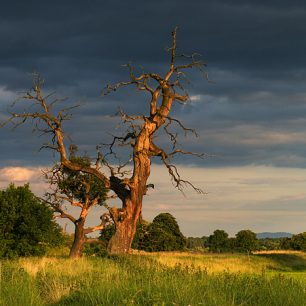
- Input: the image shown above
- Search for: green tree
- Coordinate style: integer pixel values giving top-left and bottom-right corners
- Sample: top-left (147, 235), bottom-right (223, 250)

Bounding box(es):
top-left (144, 213), bottom-right (186, 252)
top-left (258, 238), bottom-right (283, 251)
top-left (227, 237), bottom-right (237, 252)
top-left (207, 230), bottom-right (229, 253)
top-left (235, 230), bottom-right (258, 253)
top-left (0, 184), bottom-right (63, 258)
top-left (291, 232), bottom-right (306, 251)
top-left (131, 220), bottom-right (150, 250)
top-left (280, 237), bottom-right (293, 250)
top-left (45, 153), bottom-right (109, 258)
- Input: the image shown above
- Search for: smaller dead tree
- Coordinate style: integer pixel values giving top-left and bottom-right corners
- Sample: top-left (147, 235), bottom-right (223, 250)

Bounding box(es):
top-left (44, 152), bottom-right (110, 258)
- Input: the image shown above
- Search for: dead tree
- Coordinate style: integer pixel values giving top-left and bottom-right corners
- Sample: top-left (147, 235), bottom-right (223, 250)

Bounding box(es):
top-left (43, 153), bottom-right (110, 258)
top-left (4, 29), bottom-right (207, 254)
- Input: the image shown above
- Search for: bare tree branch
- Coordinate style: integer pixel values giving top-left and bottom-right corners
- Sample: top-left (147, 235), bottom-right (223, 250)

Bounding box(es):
top-left (42, 197), bottom-right (77, 223)
top-left (160, 156), bottom-right (204, 195)
top-left (84, 213), bottom-right (111, 234)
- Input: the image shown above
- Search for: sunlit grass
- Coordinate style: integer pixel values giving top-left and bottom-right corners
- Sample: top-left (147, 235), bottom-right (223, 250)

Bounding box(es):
top-left (144, 251), bottom-right (306, 275)
top-left (253, 250), bottom-right (306, 255)
top-left (149, 252), bottom-right (267, 274)
top-left (1, 252), bottom-right (306, 305)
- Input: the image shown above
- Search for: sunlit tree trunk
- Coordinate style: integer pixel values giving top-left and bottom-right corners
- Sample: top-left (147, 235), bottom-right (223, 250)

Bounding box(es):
top-left (69, 218), bottom-right (86, 258)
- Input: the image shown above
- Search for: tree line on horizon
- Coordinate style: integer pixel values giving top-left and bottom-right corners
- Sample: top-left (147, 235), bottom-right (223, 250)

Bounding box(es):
top-left (186, 230), bottom-right (306, 253)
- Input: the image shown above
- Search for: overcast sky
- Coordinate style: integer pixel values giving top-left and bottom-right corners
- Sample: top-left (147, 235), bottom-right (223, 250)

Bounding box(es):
top-left (1, 0), bottom-right (306, 236)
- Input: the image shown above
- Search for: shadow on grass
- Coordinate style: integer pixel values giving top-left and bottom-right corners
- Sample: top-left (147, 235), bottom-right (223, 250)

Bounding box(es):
top-left (51, 291), bottom-right (85, 306)
top-left (255, 253), bottom-right (306, 271)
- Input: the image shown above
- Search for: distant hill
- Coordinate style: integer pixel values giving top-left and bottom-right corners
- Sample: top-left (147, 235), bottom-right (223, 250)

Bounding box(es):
top-left (256, 232), bottom-right (293, 239)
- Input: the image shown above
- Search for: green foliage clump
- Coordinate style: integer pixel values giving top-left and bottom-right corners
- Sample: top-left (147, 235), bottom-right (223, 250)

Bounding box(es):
top-left (58, 155), bottom-right (108, 205)
top-left (131, 221), bottom-right (150, 250)
top-left (258, 238), bottom-right (284, 250)
top-left (291, 232), bottom-right (306, 251)
top-left (280, 237), bottom-right (293, 250)
top-left (235, 230), bottom-right (258, 253)
top-left (205, 229), bottom-right (259, 253)
top-left (143, 213), bottom-right (186, 252)
top-left (0, 184), bottom-right (63, 258)
top-left (83, 242), bottom-right (108, 257)
top-left (207, 229), bottom-right (229, 253)
top-left (268, 233), bottom-right (306, 251)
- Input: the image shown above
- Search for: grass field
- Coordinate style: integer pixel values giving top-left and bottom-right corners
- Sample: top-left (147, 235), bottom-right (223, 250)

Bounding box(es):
top-left (1, 251), bottom-right (306, 305)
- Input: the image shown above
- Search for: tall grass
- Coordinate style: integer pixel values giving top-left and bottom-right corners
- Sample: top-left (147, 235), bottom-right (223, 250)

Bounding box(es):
top-left (1, 253), bottom-right (306, 305)
top-left (150, 251), bottom-right (306, 274)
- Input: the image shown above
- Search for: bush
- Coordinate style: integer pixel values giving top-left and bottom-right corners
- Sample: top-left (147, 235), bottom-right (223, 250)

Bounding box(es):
top-left (291, 232), bottom-right (306, 251)
top-left (0, 184), bottom-right (63, 258)
top-left (207, 230), bottom-right (229, 253)
top-left (280, 237), bottom-right (293, 250)
top-left (99, 223), bottom-right (115, 249)
top-left (131, 221), bottom-right (150, 249)
top-left (235, 230), bottom-right (258, 253)
top-left (142, 213), bottom-right (186, 252)
top-left (83, 242), bottom-right (108, 257)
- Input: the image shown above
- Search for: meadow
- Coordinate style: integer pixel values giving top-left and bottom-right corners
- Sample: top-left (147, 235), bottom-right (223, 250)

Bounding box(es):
top-left (1, 251), bottom-right (306, 306)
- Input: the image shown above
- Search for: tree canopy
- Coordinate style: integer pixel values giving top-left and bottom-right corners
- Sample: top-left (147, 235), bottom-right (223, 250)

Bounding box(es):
top-left (235, 230), bottom-right (258, 253)
top-left (207, 230), bottom-right (229, 253)
top-left (54, 154), bottom-right (108, 205)
top-left (144, 213), bottom-right (186, 252)
top-left (45, 153), bottom-right (110, 258)
top-left (290, 232), bottom-right (306, 251)
top-left (0, 184), bottom-right (63, 258)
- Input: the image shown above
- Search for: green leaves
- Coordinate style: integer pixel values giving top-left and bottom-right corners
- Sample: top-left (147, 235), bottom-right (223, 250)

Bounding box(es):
top-left (140, 213), bottom-right (186, 252)
top-left (59, 155), bottom-right (108, 205)
top-left (0, 184), bottom-right (63, 258)
top-left (207, 230), bottom-right (229, 253)
top-left (235, 230), bottom-right (258, 253)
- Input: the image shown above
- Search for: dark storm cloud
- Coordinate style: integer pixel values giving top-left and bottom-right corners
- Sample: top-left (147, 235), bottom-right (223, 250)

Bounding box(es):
top-left (1, 0), bottom-right (306, 74)
top-left (1, 0), bottom-right (306, 168)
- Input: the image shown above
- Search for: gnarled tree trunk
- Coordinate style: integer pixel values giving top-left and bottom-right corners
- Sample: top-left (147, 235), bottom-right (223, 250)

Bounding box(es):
top-left (107, 156), bottom-right (150, 254)
top-left (107, 191), bottom-right (146, 254)
top-left (107, 215), bottom-right (138, 254)
top-left (69, 218), bottom-right (86, 258)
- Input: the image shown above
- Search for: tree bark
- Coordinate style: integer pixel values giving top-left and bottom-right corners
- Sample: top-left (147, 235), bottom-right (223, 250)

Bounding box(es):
top-left (107, 196), bottom-right (142, 254)
top-left (107, 121), bottom-right (158, 254)
top-left (69, 218), bottom-right (86, 258)
top-left (107, 218), bottom-right (137, 254)
top-left (108, 193), bottom-right (146, 252)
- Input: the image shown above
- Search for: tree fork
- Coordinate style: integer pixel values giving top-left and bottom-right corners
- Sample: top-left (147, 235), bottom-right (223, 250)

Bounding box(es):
top-left (69, 218), bottom-right (86, 258)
